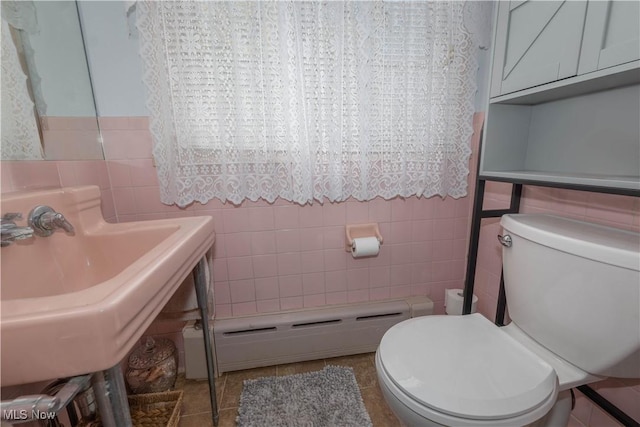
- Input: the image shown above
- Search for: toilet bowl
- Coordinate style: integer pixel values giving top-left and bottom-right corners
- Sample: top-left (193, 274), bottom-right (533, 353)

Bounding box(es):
top-left (375, 214), bottom-right (640, 427)
top-left (375, 314), bottom-right (560, 427)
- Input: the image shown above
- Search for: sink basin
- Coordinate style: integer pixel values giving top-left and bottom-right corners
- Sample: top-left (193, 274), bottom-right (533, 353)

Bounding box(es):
top-left (1, 186), bottom-right (215, 386)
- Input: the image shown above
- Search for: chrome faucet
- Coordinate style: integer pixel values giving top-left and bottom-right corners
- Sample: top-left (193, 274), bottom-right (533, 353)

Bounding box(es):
top-left (28, 205), bottom-right (75, 237)
top-left (1, 213), bottom-right (34, 247)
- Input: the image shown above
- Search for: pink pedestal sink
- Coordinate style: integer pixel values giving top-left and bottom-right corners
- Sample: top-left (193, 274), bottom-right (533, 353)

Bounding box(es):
top-left (1, 186), bottom-right (215, 386)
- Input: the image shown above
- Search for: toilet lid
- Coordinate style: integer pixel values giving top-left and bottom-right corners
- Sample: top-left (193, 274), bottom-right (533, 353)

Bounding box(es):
top-left (378, 313), bottom-right (557, 420)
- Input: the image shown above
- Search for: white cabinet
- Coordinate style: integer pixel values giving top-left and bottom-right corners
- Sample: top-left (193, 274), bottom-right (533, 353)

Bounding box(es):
top-left (490, 1), bottom-right (588, 97)
top-left (578, 1), bottom-right (640, 74)
top-left (490, 0), bottom-right (640, 98)
top-left (481, 0), bottom-right (640, 193)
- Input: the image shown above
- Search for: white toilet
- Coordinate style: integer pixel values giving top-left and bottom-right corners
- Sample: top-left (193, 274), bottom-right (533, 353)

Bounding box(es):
top-left (376, 214), bottom-right (640, 427)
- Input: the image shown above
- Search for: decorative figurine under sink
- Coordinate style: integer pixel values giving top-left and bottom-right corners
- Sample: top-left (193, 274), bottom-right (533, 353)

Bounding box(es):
top-left (126, 337), bottom-right (178, 394)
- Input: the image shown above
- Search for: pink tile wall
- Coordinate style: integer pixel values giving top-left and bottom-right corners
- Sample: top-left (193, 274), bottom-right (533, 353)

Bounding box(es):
top-left (91, 113), bottom-right (479, 372)
top-left (3, 113), bottom-right (638, 423)
top-left (99, 116), bottom-right (484, 319)
top-left (0, 114), bottom-right (482, 321)
top-left (1, 160), bottom-right (116, 223)
top-left (40, 116), bottom-right (104, 160)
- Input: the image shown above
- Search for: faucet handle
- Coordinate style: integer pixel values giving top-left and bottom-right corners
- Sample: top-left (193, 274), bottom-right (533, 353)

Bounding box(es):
top-left (51, 213), bottom-right (75, 233)
top-left (28, 206), bottom-right (75, 237)
top-left (1, 213), bottom-right (23, 221)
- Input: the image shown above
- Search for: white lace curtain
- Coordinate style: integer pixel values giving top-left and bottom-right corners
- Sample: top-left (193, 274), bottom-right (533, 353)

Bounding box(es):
top-left (137, 1), bottom-right (481, 207)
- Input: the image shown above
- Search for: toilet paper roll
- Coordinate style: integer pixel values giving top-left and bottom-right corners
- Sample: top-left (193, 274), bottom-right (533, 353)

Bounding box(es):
top-left (445, 288), bottom-right (478, 315)
top-left (351, 236), bottom-right (380, 258)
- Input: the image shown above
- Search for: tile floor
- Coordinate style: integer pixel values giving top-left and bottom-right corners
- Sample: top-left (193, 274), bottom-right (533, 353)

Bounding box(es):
top-left (176, 353), bottom-right (400, 427)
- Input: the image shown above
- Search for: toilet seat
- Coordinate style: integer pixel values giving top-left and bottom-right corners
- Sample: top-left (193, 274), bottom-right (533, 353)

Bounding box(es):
top-left (377, 314), bottom-right (559, 426)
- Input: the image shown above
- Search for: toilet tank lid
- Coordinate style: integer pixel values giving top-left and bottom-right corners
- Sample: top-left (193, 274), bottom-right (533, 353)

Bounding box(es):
top-left (501, 214), bottom-right (640, 271)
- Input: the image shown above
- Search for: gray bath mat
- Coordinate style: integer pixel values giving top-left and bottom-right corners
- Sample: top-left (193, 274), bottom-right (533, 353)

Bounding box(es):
top-left (237, 365), bottom-right (373, 427)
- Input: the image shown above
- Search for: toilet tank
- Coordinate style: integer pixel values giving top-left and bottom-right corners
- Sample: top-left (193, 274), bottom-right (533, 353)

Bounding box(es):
top-left (500, 214), bottom-right (640, 378)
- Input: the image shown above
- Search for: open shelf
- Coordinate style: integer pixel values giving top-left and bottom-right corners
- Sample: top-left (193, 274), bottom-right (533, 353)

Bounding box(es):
top-left (490, 61), bottom-right (640, 106)
top-left (479, 171), bottom-right (639, 195)
top-left (467, 6), bottom-right (640, 425)
top-left (481, 84), bottom-right (640, 194)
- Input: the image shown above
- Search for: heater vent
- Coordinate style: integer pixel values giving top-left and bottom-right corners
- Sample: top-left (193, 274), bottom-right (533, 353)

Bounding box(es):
top-left (214, 297), bottom-right (433, 374)
top-left (292, 319), bottom-right (342, 328)
top-left (356, 312), bottom-right (403, 321)
top-left (222, 327), bottom-right (277, 336)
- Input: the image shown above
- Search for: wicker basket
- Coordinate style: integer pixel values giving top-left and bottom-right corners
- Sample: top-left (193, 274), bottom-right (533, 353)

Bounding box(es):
top-left (81, 390), bottom-right (183, 427)
top-left (128, 390), bottom-right (183, 427)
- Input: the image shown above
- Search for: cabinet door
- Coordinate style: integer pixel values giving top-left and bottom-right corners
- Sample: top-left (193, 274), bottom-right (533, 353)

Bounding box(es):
top-left (578, 1), bottom-right (640, 74)
top-left (490, 1), bottom-right (588, 97)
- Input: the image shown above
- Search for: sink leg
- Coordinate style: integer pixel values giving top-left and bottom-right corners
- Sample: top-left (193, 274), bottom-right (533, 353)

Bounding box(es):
top-left (194, 257), bottom-right (219, 426)
top-left (91, 365), bottom-right (132, 427)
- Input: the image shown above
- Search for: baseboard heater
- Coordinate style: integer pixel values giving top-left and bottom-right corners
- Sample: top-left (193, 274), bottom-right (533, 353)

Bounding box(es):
top-left (213, 296), bottom-right (433, 374)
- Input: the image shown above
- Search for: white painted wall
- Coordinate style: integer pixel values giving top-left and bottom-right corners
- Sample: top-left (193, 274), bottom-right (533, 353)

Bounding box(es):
top-left (28, 1), bottom-right (95, 116)
top-left (473, 1), bottom-right (494, 111)
top-left (77, 1), bottom-right (148, 117)
top-left (475, 48), bottom-right (491, 111)
top-left (76, 1), bottom-right (490, 117)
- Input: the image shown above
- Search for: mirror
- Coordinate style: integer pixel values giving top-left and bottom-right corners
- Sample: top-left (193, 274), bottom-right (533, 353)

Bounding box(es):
top-left (1, 1), bottom-right (103, 161)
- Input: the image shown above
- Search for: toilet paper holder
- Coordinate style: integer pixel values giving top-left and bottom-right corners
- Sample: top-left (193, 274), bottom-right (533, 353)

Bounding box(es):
top-left (345, 223), bottom-right (383, 252)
